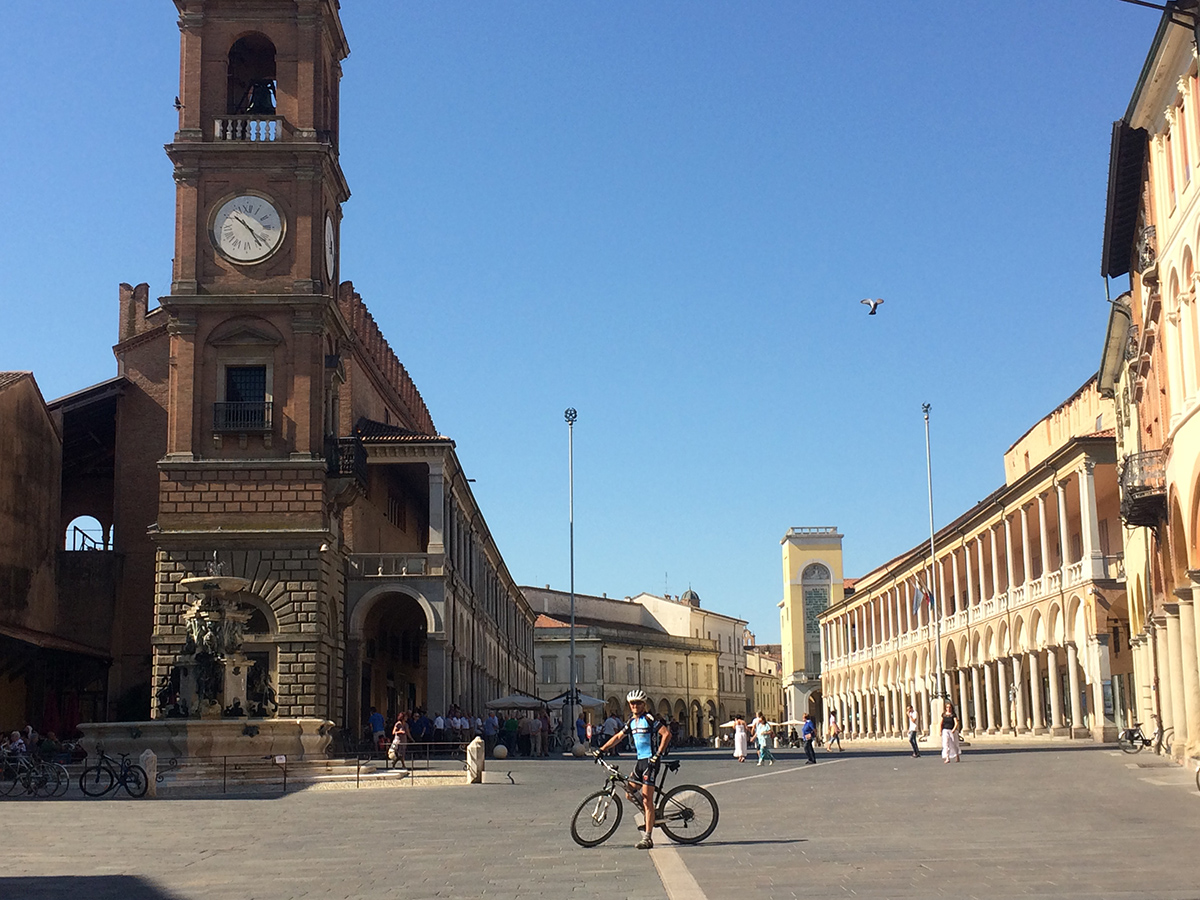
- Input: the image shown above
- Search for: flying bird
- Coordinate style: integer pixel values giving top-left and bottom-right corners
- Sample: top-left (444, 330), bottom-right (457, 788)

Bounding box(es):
top-left (861, 298), bottom-right (884, 315)
top-left (174, 96), bottom-right (183, 111)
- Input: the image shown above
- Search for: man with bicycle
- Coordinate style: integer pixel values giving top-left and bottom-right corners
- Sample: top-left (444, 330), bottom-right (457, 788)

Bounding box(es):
top-left (596, 689), bottom-right (671, 850)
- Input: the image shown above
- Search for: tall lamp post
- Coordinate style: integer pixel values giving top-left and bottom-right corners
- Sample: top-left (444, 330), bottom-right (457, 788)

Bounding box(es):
top-left (565, 407), bottom-right (578, 746)
top-left (923, 403), bottom-right (946, 705)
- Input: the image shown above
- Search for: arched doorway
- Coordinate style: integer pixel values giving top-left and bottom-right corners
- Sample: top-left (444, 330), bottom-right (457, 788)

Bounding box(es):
top-left (359, 593), bottom-right (428, 728)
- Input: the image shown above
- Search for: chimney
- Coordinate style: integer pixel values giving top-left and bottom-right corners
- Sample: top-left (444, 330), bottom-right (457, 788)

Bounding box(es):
top-left (118, 282), bottom-right (150, 342)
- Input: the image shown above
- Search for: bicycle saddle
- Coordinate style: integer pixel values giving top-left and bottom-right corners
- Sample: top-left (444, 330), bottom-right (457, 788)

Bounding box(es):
top-left (666, 760), bottom-right (681, 772)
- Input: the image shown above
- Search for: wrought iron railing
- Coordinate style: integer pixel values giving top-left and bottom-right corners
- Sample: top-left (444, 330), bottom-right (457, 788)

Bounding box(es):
top-left (1120, 449), bottom-right (1166, 527)
top-left (213, 401), bottom-right (273, 432)
top-left (325, 436), bottom-right (367, 490)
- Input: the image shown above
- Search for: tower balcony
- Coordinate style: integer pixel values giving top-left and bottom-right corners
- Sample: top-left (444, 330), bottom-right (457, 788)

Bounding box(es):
top-left (1119, 449), bottom-right (1166, 527)
top-left (214, 116), bottom-right (285, 142)
top-left (213, 401), bottom-right (273, 433)
top-left (325, 436), bottom-right (367, 491)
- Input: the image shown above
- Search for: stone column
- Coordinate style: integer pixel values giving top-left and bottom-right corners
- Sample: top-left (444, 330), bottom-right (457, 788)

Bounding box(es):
top-left (1078, 460), bottom-right (1106, 580)
top-left (976, 537), bottom-right (987, 602)
top-left (1151, 617), bottom-right (1174, 737)
top-left (427, 461), bottom-right (446, 555)
top-left (957, 669), bottom-right (970, 729)
top-left (1012, 657), bottom-right (1032, 734)
top-left (1089, 633), bottom-right (1118, 742)
top-left (983, 661), bottom-right (998, 733)
top-left (952, 552), bottom-right (961, 615)
top-left (970, 665), bottom-right (983, 735)
top-left (1003, 517), bottom-right (1015, 595)
top-left (1066, 642), bottom-right (1085, 737)
top-left (1037, 493), bottom-right (1050, 582)
top-left (1165, 605), bottom-right (1189, 753)
top-left (997, 659), bottom-right (1012, 732)
top-left (989, 527), bottom-right (1000, 599)
top-left (1020, 505), bottom-right (1032, 589)
top-left (1055, 481), bottom-right (1071, 572)
top-left (1047, 646), bottom-right (1065, 735)
top-left (1028, 650), bottom-right (1046, 733)
top-left (1176, 596), bottom-right (1200, 756)
top-left (965, 542), bottom-right (975, 608)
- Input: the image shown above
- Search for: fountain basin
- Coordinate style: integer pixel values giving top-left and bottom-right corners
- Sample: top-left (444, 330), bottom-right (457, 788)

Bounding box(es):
top-left (179, 575), bottom-right (251, 594)
top-left (77, 718), bottom-right (334, 761)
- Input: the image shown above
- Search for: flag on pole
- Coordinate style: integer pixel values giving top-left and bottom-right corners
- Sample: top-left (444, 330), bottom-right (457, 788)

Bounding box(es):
top-left (911, 583), bottom-right (934, 615)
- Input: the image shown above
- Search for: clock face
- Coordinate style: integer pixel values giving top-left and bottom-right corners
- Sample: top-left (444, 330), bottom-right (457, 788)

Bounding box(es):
top-left (211, 193), bottom-right (285, 264)
top-left (324, 214), bottom-right (336, 280)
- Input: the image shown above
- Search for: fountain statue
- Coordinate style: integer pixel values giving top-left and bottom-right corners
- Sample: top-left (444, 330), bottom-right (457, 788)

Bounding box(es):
top-left (171, 573), bottom-right (255, 719)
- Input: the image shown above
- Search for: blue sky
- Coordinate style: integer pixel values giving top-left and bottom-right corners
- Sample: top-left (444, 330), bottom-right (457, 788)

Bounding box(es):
top-left (1, 2), bottom-right (1162, 641)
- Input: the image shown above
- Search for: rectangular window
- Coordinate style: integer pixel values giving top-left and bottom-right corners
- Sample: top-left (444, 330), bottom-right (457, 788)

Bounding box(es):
top-left (705, 665), bottom-right (713, 689)
top-left (626, 659), bottom-right (635, 684)
top-left (659, 661), bottom-right (668, 686)
top-left (607, 656), bottom-right (616, 683)
top-left (541, 657), bottom-right (557, 684)
top-left (216, 365), bottom-right (271, 431)
top-left (690, 663), bottom-right (698, 686)
top-left (575, 655), bottom-right (586, 682)
top-left (675, 662), bottom-right (683, 686)
top-left (643, 660), bottom-right (653, 685)
top-left (387, 493), bottom-right (406, 530)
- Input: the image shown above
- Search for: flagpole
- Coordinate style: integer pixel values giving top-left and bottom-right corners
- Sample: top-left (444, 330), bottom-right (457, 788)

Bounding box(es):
top-left (923, 403), bottom-right (946, 703)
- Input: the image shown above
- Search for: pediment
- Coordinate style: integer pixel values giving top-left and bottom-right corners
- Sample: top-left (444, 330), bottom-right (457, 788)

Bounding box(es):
top-left (207, 317), bottom-right (285, 348)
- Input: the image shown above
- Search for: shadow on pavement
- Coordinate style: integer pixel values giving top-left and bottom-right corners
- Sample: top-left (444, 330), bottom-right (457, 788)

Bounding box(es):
top-left (690, 838), bottom-right (807, 848)
top-left (0, 876), bottom-right (186, 899)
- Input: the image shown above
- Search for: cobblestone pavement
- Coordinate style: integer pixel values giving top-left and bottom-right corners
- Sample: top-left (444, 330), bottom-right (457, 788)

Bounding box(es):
top-left (2, 742), bottom-right (1199, 899)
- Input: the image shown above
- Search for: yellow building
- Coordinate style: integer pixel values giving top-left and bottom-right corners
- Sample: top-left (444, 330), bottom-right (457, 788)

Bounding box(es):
top-left (779, 527), bottom-right (844, 722)
top-left (744, 641), bottom-right (784, 725)
top-left (818, 381), bottom-right (1130, 742)
top-left (1099, 5), bottom-right (1200, 762)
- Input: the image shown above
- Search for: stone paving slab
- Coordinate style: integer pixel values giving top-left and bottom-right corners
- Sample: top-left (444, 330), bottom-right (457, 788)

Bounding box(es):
top-left (2, 745), bottom-right (1199, 899)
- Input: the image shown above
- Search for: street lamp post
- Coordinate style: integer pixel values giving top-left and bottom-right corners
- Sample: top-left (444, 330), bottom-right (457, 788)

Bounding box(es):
top-left (565, 408), bottom-right (578, 748)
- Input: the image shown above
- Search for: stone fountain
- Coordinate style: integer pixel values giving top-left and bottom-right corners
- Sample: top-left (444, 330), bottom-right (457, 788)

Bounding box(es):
top-left (78, 561), bottom-right (332, 761)
top-left (175, 574), bottom-right (255, 719)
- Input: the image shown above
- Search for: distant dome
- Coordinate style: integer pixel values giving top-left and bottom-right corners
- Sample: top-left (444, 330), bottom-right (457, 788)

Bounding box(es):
top-left (680, 589), bottom-right (701, 607)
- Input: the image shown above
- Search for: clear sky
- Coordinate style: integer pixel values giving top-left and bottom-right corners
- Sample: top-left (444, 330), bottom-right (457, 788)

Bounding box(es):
top-left (0, 2), bottom-right (1163, 642)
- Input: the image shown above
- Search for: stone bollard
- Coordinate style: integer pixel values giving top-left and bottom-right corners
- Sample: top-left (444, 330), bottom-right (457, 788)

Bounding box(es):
top-left (466, 736), bottom-right (485, 784)
top-left (140, 749), bottom-right (158, 799)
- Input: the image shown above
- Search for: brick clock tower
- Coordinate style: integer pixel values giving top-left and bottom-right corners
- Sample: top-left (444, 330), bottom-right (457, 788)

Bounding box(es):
top-left (150, 0), bottom-right (353, 725)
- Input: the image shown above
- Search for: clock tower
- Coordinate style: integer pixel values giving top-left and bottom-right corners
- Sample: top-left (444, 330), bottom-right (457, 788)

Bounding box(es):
top-left (150, 0), bottom-right (354, 724)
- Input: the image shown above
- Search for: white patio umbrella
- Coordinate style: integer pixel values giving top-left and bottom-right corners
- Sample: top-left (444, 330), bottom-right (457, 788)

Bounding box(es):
top-left (484, 694), bottom-right (546, 711)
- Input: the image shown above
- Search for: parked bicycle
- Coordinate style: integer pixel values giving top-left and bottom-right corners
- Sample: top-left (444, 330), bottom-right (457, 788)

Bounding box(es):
top-left (1118, 715), bottom-right (1171, 755)
top-left (79, 747), bottom-right (148, 798)
top-left (0, 753), bottom-right (69, 798)
top-left (570, 754), bottom-right (718, 847)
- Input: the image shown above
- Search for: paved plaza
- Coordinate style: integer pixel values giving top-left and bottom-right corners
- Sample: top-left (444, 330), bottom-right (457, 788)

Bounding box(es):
top-left (3, 742), bottom-right (1200, 900)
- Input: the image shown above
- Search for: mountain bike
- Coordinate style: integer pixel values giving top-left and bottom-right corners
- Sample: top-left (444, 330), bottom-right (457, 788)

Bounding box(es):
top-left (570, 754), bottom-right (718, 847)
top-left (0, 753), bottom-right (68, 797)
top-left (79, 747), bottom-right (148, 798)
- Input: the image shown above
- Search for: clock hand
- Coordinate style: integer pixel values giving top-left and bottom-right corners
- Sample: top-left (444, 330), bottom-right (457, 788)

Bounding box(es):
top-left (231, 213), bottom-right (266, 247)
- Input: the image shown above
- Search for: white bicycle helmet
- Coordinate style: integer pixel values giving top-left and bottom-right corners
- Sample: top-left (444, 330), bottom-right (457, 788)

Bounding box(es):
top-left (626, 689), bottom-right (648, 703)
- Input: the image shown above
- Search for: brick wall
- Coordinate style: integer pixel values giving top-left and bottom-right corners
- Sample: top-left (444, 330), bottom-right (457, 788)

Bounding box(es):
top-left (158, 468), bottom-right (325, 531)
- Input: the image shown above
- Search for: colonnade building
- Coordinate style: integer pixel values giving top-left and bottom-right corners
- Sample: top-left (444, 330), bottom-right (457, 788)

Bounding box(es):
top-left (818, 380), bottom-right (1130, 742)
top-left (1099, 5), bottom-right (1200, 763)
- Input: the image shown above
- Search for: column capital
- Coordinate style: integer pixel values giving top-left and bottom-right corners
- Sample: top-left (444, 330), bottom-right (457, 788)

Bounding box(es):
top-left (1163, 602), bottom-right (1181, 617)
top-left (1172, 587), bottom-right (1194, 604)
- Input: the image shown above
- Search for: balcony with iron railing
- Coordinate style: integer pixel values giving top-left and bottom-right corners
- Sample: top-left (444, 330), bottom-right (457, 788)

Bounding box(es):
top-left (325, 436), bottom-right (367, 491)
top-left (213, 401), bottom-right (273, 433)
top-left (1120, 449), bottom-right (1166, 527)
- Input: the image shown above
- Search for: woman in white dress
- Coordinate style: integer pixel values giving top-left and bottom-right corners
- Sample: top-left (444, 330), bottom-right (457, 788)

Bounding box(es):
top-left (733, 715), bottom-right (748, 762)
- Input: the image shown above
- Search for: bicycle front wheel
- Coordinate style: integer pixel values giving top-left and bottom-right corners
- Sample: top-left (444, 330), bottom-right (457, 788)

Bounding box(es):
top-left (657, 784), bottom-right (718, 844)
top-left (121, 764), bottom-right (149, 798)
top-left (51, 763), bottom-right (71, 797)
top-left (570, 789), bottom-right (623, 847)
top-left (1118, 732), bottom-right (1143, 754)
top-left (79, 764), bottom-right (115, 797)
top-left (34, 762), bottom-right (62, 798)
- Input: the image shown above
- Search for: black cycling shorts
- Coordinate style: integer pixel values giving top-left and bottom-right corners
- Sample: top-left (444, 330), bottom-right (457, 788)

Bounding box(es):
top-left (632, 757), bottom-right (659, 786)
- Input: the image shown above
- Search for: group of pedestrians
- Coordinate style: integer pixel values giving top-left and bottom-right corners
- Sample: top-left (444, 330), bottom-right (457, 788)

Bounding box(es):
top-left (730, 711), bottom-right (819, 766)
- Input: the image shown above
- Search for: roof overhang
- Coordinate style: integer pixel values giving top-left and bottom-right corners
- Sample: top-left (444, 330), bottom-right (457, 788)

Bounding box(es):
top-left (1099, 293), bottom-right (1134, 398)
top-left (1101, 121), bottom-right (1148, 279)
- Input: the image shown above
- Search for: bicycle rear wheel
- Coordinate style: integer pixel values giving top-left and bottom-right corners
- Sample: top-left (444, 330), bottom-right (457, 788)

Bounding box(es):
top-left (657, 784), bottom-right (718, 844)
top-left (570, 789), bottom-right (623, 847)
top-left (51, 763), bottom-right (70, 797)
top-left (34, 762), bottom-right (62, 798)
top-left (79, 764), bottom-right (115, 797)
top-left (0, 761), bottom-right (20, 796)
top-left (121, 764), bottom-right (148, 798)
top-left (1117, 731), bottom-right (1142, 754)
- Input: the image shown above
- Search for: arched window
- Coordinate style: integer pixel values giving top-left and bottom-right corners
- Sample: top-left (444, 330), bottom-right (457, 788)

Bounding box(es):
top-left (227, 34), bottom-right (277, 115)
top-left (64, 515), bottom-right (107, 550)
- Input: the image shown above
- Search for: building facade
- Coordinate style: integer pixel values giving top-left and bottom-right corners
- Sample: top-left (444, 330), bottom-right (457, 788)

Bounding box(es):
top-left (779, 527), bottom-right (843, 722)
top-left (744, 641), bottom-right (784, 725)
top-left (3, 1), bottom-right (535, 739)
top-left (819, 381), bottom-right (1129, 742)
top-left (524, 586), bottom-right (747, 738)
top-left (1099, 6), bottom-right (1200, 763)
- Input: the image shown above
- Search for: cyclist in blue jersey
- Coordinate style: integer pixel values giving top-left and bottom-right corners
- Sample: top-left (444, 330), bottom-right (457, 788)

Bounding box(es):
top-left (596, 689), bottom-right (671, 849)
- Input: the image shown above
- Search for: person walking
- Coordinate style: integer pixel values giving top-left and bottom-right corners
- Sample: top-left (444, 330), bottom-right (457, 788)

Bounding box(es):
top-left (801, 713), bottom-right (818, 764)
top-left (826, 711), bottom-right (843, 752)
top-left (367, 706), bottom-right (386, 750)
top-left (732, 714), bottom-right (748, 762)
top-left (754, 712), bottom-right (775, 766)
top-left (388, 712), bottom-right (409, 770)
top-left (940, 702), bottom-right (962, 763)
top-left (906, 705), bottom-right (921, 757)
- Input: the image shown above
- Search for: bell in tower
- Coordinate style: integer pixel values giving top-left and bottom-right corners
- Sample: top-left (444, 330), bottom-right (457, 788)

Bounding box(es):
top-left (227, 34), bottom-right (277, 115)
